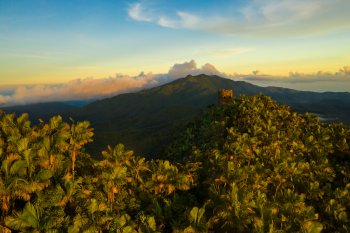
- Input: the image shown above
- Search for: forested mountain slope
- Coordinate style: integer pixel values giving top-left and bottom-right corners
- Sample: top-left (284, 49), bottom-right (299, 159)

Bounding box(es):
top-left (73, 75), bottom-right (350, 157)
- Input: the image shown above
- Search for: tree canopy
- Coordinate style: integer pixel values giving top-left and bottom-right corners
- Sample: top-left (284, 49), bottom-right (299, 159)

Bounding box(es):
top-left (0, 95), bottom-right (349, 232)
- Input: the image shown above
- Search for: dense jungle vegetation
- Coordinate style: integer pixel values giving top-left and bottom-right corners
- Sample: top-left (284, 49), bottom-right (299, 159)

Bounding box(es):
top-left (0, 95), bottom-right (349, 232)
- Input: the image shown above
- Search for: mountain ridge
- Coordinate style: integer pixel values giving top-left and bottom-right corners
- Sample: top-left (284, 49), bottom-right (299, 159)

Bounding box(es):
top-left (71, 74), bottom-right (350, 157)
top-left (2, 74), bottom-right (350, 157)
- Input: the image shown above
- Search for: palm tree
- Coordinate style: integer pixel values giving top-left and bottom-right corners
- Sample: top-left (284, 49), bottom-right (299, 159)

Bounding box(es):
top-left (5, 202), bottom-right (58, 232)
top-left (68, 120), bottom-right (93, 181)
top-left (0, 113), bottom-right (55, 225)
top-left (98, 145), bottom-right (129, 209)
top-left (148, 160), bottom-right (193, 196)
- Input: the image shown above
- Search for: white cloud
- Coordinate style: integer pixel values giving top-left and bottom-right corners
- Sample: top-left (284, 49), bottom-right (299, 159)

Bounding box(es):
top-left (337, 66), bottom-right (350, 76)
top-left (127, 2), bottom-right (199, 30)
top-left (236, 66), bottom-right (350, 84)
top-left (177, 11), bottom-right (199, 29)
top-left (167, 60), bottom-right (223, 78)
top-left (286, 67), bottom-right (350, 83)
top-left (158, 17), bottom-right (177, 28)
top-left (0, 74), bottom-right (172, 106)
top-left (128, 3), bottom-right (152, 22)
top-left (201, 63), bottom-right (219, 74)
top-left (128, 0), bottom-right (350, 36)
top-left (242, 0), bottom-right (321, 22)
top-left (168, 60), bottom-right (197, 78)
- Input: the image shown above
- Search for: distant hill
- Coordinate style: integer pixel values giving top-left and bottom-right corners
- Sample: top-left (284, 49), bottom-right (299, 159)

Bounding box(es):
top-left (1, 100), bottom-right (94, 123)
top-left (2, 74), bottom-right (350, 157)
top-left (2, 102), bottom-right (78, 122)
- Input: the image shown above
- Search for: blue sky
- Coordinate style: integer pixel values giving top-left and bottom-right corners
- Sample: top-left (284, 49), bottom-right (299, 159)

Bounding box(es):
top-left (0, 0), bottom-right (350, 104)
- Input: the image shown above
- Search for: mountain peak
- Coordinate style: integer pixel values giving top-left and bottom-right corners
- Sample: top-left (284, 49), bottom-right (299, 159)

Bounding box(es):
top-left (70, 74), bottom-right (350, 157)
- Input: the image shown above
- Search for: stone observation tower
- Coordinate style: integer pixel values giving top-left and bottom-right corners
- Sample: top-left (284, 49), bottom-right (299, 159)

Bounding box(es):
top-left (218, 89), bottom-right (233, 105)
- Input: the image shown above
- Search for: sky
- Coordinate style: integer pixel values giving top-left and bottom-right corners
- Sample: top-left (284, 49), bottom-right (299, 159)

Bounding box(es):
top-left (0, 0), bottom-right (350, 105)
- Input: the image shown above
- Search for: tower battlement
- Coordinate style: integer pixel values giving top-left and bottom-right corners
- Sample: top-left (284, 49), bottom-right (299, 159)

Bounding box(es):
top-left (218, 89), bottom-right (233, 105)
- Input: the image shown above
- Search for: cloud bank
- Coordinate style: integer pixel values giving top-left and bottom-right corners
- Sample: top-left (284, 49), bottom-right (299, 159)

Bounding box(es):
top-left (168, 60), bottom-right (221, 78)
top-left (0, 60), bottom-right (223, 106)
top-left (231, 66), bottom-right (350, 92)
top-left (128, 0), bottom-right (350, 36)
top-left (0, 74), bottom-right (167, 106)
top-left (0, 61), bottom-right (349, 106)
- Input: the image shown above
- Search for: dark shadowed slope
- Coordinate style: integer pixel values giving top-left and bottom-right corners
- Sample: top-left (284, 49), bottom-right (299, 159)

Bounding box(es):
top-left (2, 102), bottom-right (79, 123)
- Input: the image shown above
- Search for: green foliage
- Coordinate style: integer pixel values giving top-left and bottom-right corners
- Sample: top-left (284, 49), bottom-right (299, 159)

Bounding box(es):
top-left (0, 94), bottom-right (349, 232)
top-left (166, 94), bottom-right (350, 232)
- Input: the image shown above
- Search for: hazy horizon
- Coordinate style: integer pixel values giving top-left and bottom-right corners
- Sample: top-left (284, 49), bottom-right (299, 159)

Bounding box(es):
top-left (1, 59), bottom-right (350, 106)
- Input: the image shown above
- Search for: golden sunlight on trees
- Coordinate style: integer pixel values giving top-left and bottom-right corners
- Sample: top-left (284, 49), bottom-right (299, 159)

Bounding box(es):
top-left (0, 95), bottom-right (349, 232)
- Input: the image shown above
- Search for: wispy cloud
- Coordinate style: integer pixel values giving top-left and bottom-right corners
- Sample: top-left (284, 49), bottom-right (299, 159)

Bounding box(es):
top-left (128, 0), bottom-right (350, 36)
top-left (1, 62), bottom-right (349, 106)
top-left (158, 17), bottom-right (177, 28)
top-left (128, 2), bottom-right (199, 29)
top-left (128, 3), bottom-right (152, 22)
top-left (176, 11), bottom-right (200, 29)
